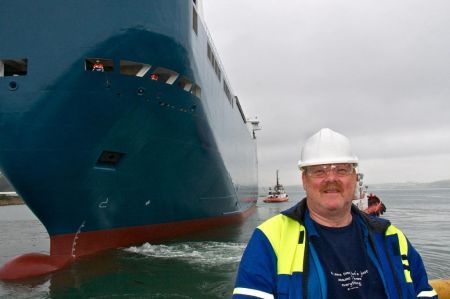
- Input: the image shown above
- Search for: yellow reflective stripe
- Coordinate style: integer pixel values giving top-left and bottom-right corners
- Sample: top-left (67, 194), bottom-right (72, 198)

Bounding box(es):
top-left (258, 214), bottom-right (305, 275)
top-left (291, 226), bottom-right (306, 274)
top-left (233, 287), bottom-right (275, 299)
top-left (258, 215), bottom-right (283, 257)
top-left (386, 225), bottom-right (412, 283)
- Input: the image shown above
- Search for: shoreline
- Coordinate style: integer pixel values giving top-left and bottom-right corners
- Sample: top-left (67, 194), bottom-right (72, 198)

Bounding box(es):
top-left (0, 196), bottom-right (24, 206)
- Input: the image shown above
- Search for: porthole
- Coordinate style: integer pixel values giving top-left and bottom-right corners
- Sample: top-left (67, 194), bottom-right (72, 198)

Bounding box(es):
top-left (8, 81), bottom-right (18, 91)
top-left (191, 85), bottom-right (201, 98)
top-left (120, 60), bottom-right (151, 77)
top-left (177, 77), bottom-right (193, 92)
top-left (0, 59), bottom-right (28, 77)
top-left (95, 150), bottom-right (125, 169)
top-left (137, 87), bottom-right (145, 95)
top-left (149, 67), bottom-right (179, 84)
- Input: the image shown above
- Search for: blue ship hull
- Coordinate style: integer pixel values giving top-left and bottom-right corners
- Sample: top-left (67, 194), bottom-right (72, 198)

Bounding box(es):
top-left (0, 1), bottom-right (258, 279)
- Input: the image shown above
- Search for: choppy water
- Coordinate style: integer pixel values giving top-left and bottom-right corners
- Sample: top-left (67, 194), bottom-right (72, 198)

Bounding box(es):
top-left (0, 187), bottom-right (449, 298)
top-left (372, 187), bottom-right (450, 280)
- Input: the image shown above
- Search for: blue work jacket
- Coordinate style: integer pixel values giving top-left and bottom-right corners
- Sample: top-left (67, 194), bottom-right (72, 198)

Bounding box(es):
top-left (233, 199), bottom-right (437, 299)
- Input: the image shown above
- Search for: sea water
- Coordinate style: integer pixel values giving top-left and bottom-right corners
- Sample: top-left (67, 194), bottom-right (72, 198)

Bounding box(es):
top-left (0, 187), bottom-right (449, 298)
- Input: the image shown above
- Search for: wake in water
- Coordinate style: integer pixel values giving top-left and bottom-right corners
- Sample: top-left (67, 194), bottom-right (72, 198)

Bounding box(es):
top-left (125, 241), bottom-right (246, 269)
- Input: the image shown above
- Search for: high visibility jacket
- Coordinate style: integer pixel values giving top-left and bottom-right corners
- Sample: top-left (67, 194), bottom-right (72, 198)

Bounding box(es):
top-left (233, 199), bottom-right (438, 299)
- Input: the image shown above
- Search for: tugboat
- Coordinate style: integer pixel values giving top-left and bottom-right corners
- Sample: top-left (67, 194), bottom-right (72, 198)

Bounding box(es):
top-left (263, 170), bottom-right (288, 203)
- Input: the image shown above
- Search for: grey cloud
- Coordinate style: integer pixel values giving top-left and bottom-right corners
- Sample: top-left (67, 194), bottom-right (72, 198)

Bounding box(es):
top-left (203, 0), bottom-right (450, 186)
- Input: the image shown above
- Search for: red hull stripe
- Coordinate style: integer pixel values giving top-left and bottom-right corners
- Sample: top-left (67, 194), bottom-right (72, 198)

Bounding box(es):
top-left (263, 197), bottom-right (288, 203)
top-left (52, 205), bottom-right (256, 257)
top-left (0, 205), bottom-right (256, 280)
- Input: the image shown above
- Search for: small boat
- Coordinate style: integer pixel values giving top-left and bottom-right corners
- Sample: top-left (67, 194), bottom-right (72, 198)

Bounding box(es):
top-left (365, 193), bottom-right (386, 216)
top-left (263, 170), bottom-right (288, 203)
top-left (353, 173), bottom-right (386, 216)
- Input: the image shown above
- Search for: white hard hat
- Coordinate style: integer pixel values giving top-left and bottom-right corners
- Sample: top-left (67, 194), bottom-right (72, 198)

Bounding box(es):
top-left (298, 128), bottom-right (358, 169)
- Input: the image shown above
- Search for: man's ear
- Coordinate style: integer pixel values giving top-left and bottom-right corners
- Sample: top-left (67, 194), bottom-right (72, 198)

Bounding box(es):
top-left (301, 172), bottom-right (307, 190)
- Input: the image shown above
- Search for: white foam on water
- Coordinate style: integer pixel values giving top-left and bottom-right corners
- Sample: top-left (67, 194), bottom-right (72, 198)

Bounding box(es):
top-left (125, 241), bottom-right (246, 268)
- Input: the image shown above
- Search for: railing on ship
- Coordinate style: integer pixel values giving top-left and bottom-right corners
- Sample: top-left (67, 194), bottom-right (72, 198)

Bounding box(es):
top-left (193, 2), bottom-right (248, 125)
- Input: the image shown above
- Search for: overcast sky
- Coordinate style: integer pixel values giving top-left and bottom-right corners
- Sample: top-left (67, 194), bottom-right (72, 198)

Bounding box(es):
top-left (202, 0), bottom-right (450, 187)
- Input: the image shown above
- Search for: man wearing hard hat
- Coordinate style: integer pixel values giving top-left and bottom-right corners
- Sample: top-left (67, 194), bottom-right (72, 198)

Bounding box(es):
top-left (233, 128), bottom-right (437, 299)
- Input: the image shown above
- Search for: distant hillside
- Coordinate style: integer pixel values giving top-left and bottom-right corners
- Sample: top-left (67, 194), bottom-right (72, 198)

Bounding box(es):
top-left (370, 180), bottom-right (450, 189)
top-left (261, 180), bottom-right (450, 192)
top-left (420, 180), bottom-right (450, 188)
top-left (0, 173), bottom-right (14, 192)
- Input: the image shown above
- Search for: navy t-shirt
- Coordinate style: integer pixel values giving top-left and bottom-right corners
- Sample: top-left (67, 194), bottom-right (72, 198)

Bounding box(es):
top-left (311, 215), bottom-right (387, 299)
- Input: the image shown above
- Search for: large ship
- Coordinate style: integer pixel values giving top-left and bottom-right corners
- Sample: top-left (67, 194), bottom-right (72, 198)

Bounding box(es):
top-left (0, 0), bottom-right (259, 280)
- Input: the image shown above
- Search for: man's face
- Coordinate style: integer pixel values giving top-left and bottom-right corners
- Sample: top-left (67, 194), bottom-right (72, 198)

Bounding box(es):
top-left (302, 163), bottom-right (357, 215)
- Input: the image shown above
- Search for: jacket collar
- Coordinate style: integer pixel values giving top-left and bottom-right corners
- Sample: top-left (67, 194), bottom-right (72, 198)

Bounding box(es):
top-left (281, 197), bottom-right (391, 234)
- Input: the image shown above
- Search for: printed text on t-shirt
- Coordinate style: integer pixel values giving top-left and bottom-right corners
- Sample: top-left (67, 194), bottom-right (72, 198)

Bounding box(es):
top-left (330, 269), bottom-right (369, 291)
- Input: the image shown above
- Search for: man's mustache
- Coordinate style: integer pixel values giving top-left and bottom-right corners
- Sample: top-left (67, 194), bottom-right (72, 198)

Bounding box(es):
top-left (320, 182), bottom-right (343, 193)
